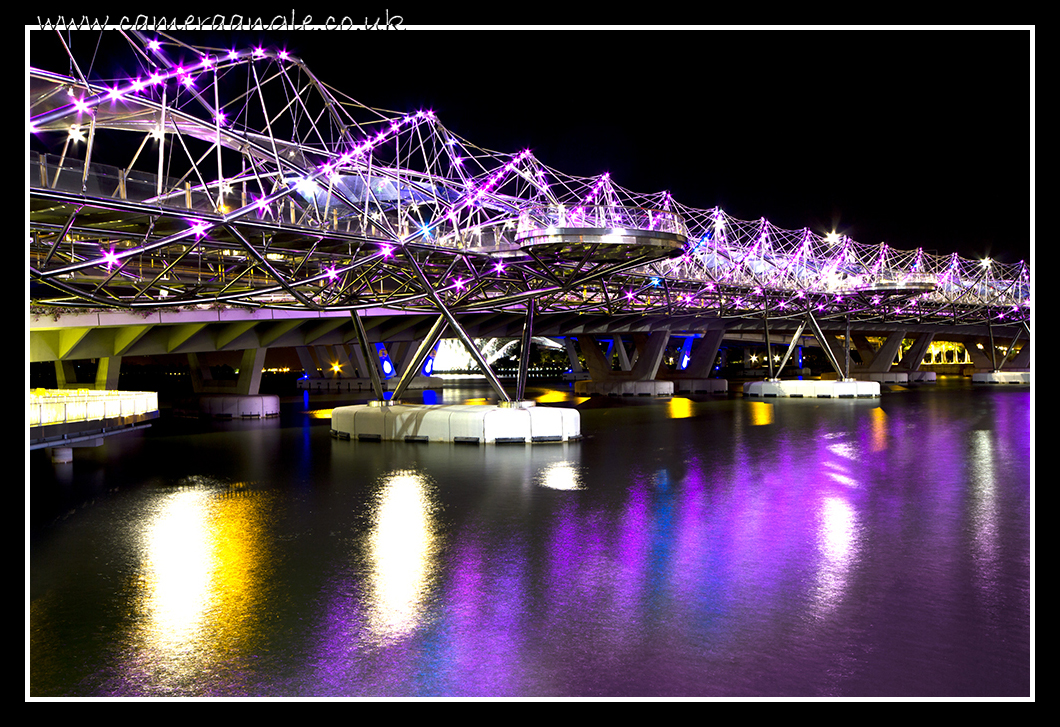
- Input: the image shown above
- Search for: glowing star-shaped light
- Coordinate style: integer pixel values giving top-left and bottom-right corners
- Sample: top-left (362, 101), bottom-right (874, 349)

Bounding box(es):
top-left (101, 247), bottom-right (119, 269)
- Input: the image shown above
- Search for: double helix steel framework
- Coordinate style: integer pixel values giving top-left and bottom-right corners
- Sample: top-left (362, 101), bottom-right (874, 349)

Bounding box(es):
top-left (30, 31), bottom-right (1030, 333)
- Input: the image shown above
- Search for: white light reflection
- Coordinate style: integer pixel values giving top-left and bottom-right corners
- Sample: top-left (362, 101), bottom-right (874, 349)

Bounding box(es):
top-left (140, 489), bottom-right (214, 649)
top-left (536, 461), bottom-right (584, 491)
top-left (969, 430), bottom-right (1001, 605)
top-left (365, 470), bottom-right (443, 643)
top-left (811, 496), bottom-right (860, 619)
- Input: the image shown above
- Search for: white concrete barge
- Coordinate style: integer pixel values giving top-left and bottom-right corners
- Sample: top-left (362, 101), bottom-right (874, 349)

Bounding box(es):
top-left (330, 401), bottom-right (581, 444)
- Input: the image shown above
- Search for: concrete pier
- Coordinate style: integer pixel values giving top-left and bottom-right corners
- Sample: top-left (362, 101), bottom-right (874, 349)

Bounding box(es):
top-left (330, 401), bottom-right (580, 444)
top-left (743, 379), bottom-right (881, 398)
top-left (195, 394), bottom-right (281, 418)
top-left (575, 379), bottom-right (673, 397)
top-left (971, 371), bottom-right (1030, 384)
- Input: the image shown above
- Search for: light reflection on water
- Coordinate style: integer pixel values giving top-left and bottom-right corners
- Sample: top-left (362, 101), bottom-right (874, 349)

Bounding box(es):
top-left (29, 383), bottom-right (1031, 697)
top-left (364, 470), bottom-right (443, 644)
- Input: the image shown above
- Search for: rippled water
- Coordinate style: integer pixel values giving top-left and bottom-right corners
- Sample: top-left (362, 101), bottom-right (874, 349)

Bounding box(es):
top-left (28, 379), bottom-right (1032, 697)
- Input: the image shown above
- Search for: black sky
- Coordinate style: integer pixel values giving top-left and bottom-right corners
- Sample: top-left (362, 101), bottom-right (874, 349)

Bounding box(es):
top-left (29, 27), bottom-right (1033, 265)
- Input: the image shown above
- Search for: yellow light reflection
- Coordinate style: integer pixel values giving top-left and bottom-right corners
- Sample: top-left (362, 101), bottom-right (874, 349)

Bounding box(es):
top-left (536, 461), bottom-right (584, 490)
top-left (869, 407), bottom-right (887, 452)
top-left (534, 390), bottom-right (590, 405)
top-left (365, 470), bottom-right (443, 643)
top-left (748, 401), bottom-right (774, 426)
top-left (308, 408), bottom-right (334, 419)
top-left (131, 484), bottom-right (274, 681)
top-left (667, 397), bottom-right (694, 419)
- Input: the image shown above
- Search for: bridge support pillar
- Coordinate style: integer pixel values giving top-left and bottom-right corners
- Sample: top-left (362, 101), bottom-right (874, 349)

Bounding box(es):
top-left (967, 340), bottom-right (997, 371)
top-left (236, 348), bottom-right (266, 395)
top-left (867, 331), bottom-right (907, 373)
top-left (902, 333), bottom-right (935, 371)
top-left (296, 346), bottom-right (322, 379)
top-left (572, 330), bottom-right (674, 396)
top-left (580, 336), bottom-right (614, 381)
top-left (612, 335), bottom-right (632, 371)
top-left (54, 356), bottom-right (123, 390)
top-left (1005, 339), bottom-right (1030, 370)
top-left (564, 337), bottom-right (586, 376)
top-left (683, 329), bottom-right (725, 378)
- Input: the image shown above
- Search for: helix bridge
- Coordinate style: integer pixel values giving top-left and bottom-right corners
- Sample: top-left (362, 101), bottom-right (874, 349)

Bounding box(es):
top-left (29, 31), bottom-right (1029, 319)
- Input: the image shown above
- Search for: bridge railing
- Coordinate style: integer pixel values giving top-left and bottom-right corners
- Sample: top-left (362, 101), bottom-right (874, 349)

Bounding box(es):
top-left (515, 204), bottom-right (688, 238)
top-left (29, 389), bottom-right (159, 427)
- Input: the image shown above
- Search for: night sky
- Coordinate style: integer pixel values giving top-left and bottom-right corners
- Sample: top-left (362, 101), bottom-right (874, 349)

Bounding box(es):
top-left (28, 26), bottom-right (1033, 265)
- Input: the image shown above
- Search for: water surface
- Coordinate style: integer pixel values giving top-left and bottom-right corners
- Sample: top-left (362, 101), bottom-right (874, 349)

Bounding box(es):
top-left (28, 379), bottom-right (1032, 697)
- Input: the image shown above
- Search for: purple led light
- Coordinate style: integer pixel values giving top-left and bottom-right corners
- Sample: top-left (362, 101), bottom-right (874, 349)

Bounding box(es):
top-left (101, 247), bottom-right (119, 268)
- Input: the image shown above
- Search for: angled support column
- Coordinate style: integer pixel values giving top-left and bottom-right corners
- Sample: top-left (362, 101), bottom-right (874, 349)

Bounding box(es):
top-left (580, 337), bottom-right (614, 381)
top-left (348, 341), bottom-right (371, 379)
top-left (236, 348), bottom-right (266, 395)
top-left (764, 316), bottom-right (775, 380)
top-left (844, 316), bottom-right (852, 380)
top-left (391, 315), bottom-right (447, 401)
top-left (351, 310), bottom-right (385, 401)
top-left (404, 251), bottom-right (510, 402)
top-left (986, 318), bottom-right (999, 372)
top-left (902, 333), bottom-right (935, 371)
top-left (516, 302), bottom-right (535, 401)
top-left (1004, 325), bottom-right (1030, 369)
top-left (55, 360), bottom-right (79, 389)
top-left (94, 356), bottom-right (122, 390)
top-left (774, 320), bottom-right (807, 378)
top-left (1001, 326), bottom-right (1026, 370)
top-left (867, 330), bottom-right (908, 373)
top-left (564, 338), bottom-right (584, 374)
top-left (683, 328), bottom-right (725, 378)
top-left (805, 311), bottom-right (846, 380)
top-left (296, 346), bottom-right (322, 379)
top-left (612, 335), bottom-right (632, 371)
top-left (630, 330), bottom-right (670, 381)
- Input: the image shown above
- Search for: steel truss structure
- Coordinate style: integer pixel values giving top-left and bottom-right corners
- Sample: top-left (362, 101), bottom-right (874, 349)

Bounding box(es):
top-left (29, 32), bottom-right (1030, 374)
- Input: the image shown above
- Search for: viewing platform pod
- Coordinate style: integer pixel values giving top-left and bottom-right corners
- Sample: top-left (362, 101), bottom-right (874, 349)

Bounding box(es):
top-left (330, 401), bottom-right (580, 444)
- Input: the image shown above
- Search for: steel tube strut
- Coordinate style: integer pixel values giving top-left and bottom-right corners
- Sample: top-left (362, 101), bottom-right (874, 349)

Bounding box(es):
top-left (516, 301), bottom-right (535, 401)
top-left (987, 316), bottom-right (999, 372)
top-left (764, 314), bottom-right (775, 380)
top-left (403, 250), bottom-right (511, 403)
top-left (805, 311), bottom-right (846, 380)
top-left (1002, 326), bottom-right (1023, 370)
top-left (350, 309), bottom-right (385, 401)
top-left (774, 320), bottom-right (807, 379)
top-left (845, 315), bottom-right (852, 380)
top-left (390, 315), bottom-right (447, 402)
